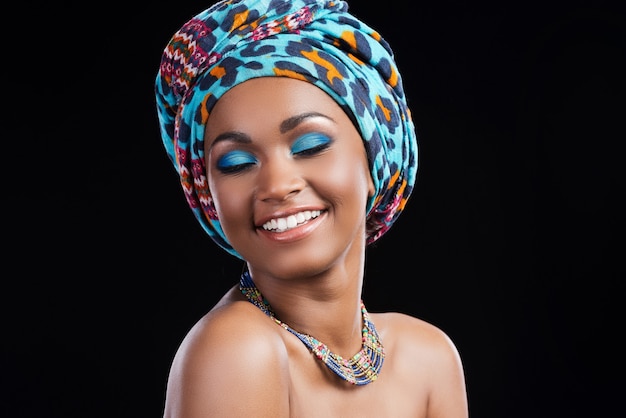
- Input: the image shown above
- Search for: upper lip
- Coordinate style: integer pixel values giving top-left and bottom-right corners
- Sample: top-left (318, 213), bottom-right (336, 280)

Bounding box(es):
top-left (255, 206), bottom-right (326, 228)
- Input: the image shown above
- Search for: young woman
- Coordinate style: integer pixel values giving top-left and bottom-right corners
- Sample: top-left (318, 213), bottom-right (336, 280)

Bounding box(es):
top-left (155, 1), bottom-right (468, 416)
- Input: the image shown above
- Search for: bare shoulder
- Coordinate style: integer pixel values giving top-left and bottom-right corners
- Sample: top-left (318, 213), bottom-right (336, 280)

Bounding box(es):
top-left (163, 287), bottom-right (290, 418)
top-left (376, 312), bottom-right (461, 360)
top-left (374, 312), bottom-right (469, 418)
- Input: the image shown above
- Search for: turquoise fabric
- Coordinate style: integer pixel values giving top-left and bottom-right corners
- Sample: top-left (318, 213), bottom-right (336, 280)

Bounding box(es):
top-left (155, 0), bottom-right (418, 259)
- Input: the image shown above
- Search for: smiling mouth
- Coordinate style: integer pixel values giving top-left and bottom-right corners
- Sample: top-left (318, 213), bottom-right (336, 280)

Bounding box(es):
top-left (261, 210), bottom-right (322, 232)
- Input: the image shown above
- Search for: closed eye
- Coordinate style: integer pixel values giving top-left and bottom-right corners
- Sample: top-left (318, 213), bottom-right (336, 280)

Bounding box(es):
top-left (217, 150), bottom-right (257, 174)
top-left (291, 132), bottom-right (332, 157)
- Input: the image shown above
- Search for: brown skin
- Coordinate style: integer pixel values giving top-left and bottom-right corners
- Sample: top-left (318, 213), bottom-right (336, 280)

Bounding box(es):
top-left (163, 77), bottom-right (469, 417)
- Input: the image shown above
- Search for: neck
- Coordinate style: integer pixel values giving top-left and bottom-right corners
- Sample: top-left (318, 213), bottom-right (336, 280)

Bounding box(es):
top-left (239, 271), bottom-right (384, 385)
top-left (245, 264), bottom-right (366, 358)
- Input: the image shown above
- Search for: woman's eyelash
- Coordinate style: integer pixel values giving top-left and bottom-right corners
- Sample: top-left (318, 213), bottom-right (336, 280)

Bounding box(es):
top-left (291, 133), bottom-right (332, 156)
top-left (216, 133), bottom-right (331, 173)
top-left (217, 150), bottom-right (257, 173)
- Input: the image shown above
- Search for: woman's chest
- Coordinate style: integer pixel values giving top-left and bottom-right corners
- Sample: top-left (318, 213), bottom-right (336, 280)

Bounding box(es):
top-left (285, 353), bottom-right (427, 417)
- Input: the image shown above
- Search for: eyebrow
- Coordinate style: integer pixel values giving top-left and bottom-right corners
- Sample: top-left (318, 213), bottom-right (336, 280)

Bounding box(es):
top-left (280, 112), bottom-right (335, 134)
top-left (209, 131), bottom-right (251, 150)
top-left (208, 112), bottom-right (335, 150)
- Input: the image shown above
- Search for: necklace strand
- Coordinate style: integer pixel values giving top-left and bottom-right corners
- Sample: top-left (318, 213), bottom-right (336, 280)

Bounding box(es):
top-left (239, 272), bottom-right (384, 385)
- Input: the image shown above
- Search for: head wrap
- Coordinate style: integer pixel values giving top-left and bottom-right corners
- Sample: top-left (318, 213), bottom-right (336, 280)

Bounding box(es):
top-left (155, 0), bottom-right (418, 259)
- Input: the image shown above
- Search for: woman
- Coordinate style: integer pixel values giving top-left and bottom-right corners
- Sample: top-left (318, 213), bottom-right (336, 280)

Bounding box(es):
top-left (155, 0), bottom-right (468, 416)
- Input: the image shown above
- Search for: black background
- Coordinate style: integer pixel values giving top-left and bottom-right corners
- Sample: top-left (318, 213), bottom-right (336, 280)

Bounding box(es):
top-left (4, 0), bottom-right (625, 416)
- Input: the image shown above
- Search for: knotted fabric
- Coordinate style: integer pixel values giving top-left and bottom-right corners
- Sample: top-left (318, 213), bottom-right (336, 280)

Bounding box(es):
top-left (155, 0), bottom-right (418, 259)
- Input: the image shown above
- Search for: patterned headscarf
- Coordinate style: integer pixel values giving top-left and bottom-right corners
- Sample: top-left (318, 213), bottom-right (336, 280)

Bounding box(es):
top-left (155, 0), bottom-right (418, 259)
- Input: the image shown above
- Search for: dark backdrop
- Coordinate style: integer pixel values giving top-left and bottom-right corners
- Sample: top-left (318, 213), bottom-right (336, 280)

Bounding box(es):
top-left (4, 0), bottom-right (624, 417)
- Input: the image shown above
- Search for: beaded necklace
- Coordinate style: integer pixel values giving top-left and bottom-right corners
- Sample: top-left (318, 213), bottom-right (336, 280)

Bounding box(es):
top-left (239, 272), bottom-right (384, 385)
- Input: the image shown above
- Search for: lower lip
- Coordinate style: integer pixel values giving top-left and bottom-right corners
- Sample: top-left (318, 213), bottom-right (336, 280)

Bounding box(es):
top-left (257, 212), bottom-right (326, 243)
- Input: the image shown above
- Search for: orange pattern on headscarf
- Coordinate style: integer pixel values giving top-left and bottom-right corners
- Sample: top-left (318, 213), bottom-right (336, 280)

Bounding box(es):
top-left (375, 95), bottom-right (392, 122)
top-left (273, 68), bottom-right (309, 81)
top-left (387, 66), bottom-right (398, 88)
top-left (301, 50), bottom-right (343, 84)
top-left (200, 93), bottom-right (213, 124)
top-left (231, 9), bottom-right (251, 31)
top-left (339, 30), bottom-right (357, 49)
top-left (210, 65), bottom-right (227, 79)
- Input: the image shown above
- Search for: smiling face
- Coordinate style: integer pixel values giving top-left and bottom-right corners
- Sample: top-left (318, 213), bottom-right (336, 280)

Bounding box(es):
top-left (204, 77), bottom-right (374, 280)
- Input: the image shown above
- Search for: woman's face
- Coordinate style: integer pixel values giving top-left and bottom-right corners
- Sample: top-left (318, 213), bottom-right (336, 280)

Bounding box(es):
top-left (204, 77), bottom-right (374, 279)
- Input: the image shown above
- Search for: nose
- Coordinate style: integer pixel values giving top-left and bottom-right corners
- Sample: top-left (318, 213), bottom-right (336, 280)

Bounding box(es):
top-left (255, 155), bottom-right (305, 202)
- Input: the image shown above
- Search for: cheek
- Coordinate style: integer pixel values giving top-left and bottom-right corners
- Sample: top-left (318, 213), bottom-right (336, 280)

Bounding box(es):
top-left (314, 152), bottom-right (372, 207)
top-left (209, 178), bottom-right (252, 236)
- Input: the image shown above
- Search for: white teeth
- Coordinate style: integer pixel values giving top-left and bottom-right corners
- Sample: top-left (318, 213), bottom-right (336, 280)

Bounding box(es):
top-left (262, 210), bottom-right (322, 232)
